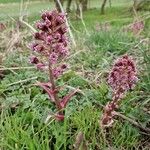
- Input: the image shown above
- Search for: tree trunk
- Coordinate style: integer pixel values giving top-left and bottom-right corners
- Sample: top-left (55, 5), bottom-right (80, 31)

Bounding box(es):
top-left (101, 0), bottom-right (107, 14)
top-left (75, 0), bottom-right (80, 18)
top-left (66, 0), bottom-right (72, 12)
top-left (109, 0), bottom-right (111, 8)
top-left (54, 0), bottom-right (64, 12)
top-left (133, 0), bottom-right (138, 10)
top-left (82, 0), bottom-right (88, 11)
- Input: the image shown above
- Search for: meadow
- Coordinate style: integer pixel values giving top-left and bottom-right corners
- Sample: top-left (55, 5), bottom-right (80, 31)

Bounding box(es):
top-left (0, 0), bottom-right (150, 149)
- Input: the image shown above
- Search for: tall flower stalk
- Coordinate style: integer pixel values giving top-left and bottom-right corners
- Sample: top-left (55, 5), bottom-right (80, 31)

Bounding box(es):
top-left (101, 55), bottom-right (138, 127)
top-left (29, 10), bottom-right (78, 121)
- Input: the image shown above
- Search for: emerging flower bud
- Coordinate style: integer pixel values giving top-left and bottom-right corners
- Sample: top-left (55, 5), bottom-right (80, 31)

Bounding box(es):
top-left (101, 55), bottom-right (138, 127)
top-left (108, 55), bottom-right (138, 99)
top-left (29, 56), bottom-right (39, 64)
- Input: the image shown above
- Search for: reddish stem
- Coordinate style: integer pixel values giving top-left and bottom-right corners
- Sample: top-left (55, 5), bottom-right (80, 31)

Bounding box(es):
top-left (101, 89), bottom-right (121, 126)
top-left (48, 62), bottom-right (62, 110)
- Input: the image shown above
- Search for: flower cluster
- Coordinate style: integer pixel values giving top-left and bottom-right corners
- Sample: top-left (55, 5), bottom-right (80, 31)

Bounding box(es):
top-left (108, 55), bottom-right (138, 100)
top-left (131, 21), bottom-right (144, 35)
top-left (29, 10), bottom-right (78, 121)
top-left (101, 55), bottom-right (138, 127)
top-left (123, 20), bottom-right (144, 35)
top-left (30, 10), bottom-right (69, 78)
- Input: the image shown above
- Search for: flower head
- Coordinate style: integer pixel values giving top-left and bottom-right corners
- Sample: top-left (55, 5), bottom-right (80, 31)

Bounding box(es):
top-left (101, 55), bottom-right (138, 127)
top-left (132, 21), bottom-right (144, 34)
top-left (29, 10), bottom-right (68, 77)
top-left (108, 55), bottom-right (138, 100)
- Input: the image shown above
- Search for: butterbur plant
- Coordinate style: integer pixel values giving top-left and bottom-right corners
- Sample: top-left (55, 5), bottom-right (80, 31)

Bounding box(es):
top-left (101, 55), bottom-right (138, 127)
top-left (131, 20), bottom-right (144, 35)
top-left (123, 20), bottom-right (144, 35)
top-left (29, 10), bottom-right (78, 121)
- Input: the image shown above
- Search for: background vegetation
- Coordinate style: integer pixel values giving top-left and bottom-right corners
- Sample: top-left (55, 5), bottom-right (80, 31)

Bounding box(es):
top-left (0, 0), bottom-right (150, 149)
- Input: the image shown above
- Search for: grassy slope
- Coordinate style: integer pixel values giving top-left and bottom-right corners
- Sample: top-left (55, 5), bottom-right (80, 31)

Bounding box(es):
top-left (0, 0), bottom-right (150, 150)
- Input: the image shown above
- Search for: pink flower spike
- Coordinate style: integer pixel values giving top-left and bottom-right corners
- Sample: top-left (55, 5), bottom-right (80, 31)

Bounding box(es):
top-left (60, 89), bottom-right (79, 108)
top-left (28, 10), bottom-right (76, 122)
top-left (101, 55), bottom-right (138, 127)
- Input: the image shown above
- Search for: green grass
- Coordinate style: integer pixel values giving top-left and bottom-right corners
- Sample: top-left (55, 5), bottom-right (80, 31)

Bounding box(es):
top-left (0, 0), bottom-right (132, 22)
top-left (1, 28), bottom-right (149, 149)
top-left (1, 0), bottom-right (148, 32)
top-left (87, 30), bottom-right (136, 55)
top-left (0, 1), bottom-right (55, 21)
top-left (0, 0), bottom-right (150, 149)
